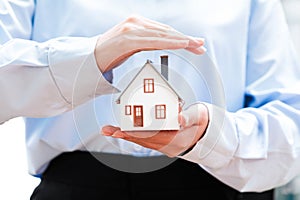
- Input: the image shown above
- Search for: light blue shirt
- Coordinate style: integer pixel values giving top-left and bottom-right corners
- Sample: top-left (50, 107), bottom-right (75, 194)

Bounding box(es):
top-left (1, 0), bottom-right (300, 192)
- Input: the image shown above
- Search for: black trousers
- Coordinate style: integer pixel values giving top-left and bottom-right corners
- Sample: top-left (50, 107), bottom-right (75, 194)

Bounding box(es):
top-left (30, 151), bottom-right (274, 200)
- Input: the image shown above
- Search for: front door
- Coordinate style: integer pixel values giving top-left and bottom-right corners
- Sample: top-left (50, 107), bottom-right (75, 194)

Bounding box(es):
top-left (133, 105), bottom-right (143, 127)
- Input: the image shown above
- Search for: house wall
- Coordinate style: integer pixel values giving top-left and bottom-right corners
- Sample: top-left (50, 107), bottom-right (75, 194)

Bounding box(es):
top-left (119, 64), bottom-right (180, 131)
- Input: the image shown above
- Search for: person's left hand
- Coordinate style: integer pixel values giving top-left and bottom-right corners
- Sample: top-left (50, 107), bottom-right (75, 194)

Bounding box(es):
top-left (101, 103), bottom-right (209, 157)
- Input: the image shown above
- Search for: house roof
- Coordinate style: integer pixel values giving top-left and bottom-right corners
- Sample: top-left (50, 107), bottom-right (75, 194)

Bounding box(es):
top-left (116, 59), bottom-right (184, 104)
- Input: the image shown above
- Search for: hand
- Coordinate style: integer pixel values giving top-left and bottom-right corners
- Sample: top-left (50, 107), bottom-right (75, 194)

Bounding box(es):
top-left (94, 15), bottom-right (205, 73)
top-left (101, 103), bottom-right (209, 157)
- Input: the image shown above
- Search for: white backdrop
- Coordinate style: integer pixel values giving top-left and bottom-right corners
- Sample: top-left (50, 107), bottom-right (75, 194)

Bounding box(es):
top-left (0, 118), bottom-right (40, 199)
top-left (0, 0), bottom-right (299, 199)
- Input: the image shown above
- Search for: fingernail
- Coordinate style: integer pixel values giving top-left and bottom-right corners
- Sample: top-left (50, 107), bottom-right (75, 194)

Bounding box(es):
top-left (200, 46), bottom-right (207, 52)
top-left (196, 46), bottom-right (207, 54)
top-left (190, 37), bottom-right (205, 45)
top-left (196, 37), bottom-right (205, 43)
top-left (189, 41), bottom-right (200, 47)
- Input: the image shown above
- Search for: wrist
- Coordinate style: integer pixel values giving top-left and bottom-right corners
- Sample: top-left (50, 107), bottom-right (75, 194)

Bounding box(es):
top-left (94, 36), bottom-right (105, 73)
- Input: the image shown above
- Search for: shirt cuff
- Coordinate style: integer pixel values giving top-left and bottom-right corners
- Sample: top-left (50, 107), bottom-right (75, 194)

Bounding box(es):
top-left (178, 103), bottom-right (239, 169)
top-left (48, 36), bottom-right (120, 107)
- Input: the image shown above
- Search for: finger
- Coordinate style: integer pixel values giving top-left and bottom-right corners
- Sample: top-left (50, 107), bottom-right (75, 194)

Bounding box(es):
top-left (122, 130), bottom-right (178, 151)
top-left (121, 29), bottom-right (204, 49)
top-left (140, 28), bottom-right (204, 48)
top-left (141, 27), bottom-right (204, 48)
top-left (102, 125), bottom-right (120, 136)
top-left (102, 125), bottom-right (157, 139)
top-left (187, 37), bottom-right (205, 48)
top-left (132, 16), bottom-right (206, 48)
top-left (102, 125), bottom-right (176, 144)
top-left (185, 46), bottom-right (207, 55)
top-left (102, 127), bottom-right (163, 150)
top-left (135, 37), bottom-right (190, 50)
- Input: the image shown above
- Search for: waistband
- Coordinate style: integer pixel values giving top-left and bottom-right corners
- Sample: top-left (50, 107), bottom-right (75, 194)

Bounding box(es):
top-left (41, 151), bottom-right (274, 199)
top-left (42, 151), bottom-right (218, 188)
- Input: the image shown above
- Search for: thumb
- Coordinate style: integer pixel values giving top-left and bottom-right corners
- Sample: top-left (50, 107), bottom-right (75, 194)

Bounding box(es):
top-left (179, 103), bottom-right (209, 128)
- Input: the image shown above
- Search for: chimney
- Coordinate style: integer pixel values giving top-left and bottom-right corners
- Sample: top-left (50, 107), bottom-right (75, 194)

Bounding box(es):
top-left (160, 55), bottom-right (168, 80)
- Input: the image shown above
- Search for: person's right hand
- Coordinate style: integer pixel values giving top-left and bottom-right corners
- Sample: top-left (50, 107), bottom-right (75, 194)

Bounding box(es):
top-left (94, 15), bottom-right (205, 73)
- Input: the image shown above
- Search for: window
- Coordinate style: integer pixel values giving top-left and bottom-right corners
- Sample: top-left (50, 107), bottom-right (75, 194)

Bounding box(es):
top-left (144, 78), bottom-right (154, 93)
top-left (155, 105), bottom-right (166, 119)
top-left (135, 106), bottom-right (142, 116)
top-left (125, 105), bottom-right (131, 115)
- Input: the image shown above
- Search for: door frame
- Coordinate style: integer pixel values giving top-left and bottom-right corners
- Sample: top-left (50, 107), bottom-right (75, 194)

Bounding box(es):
top-left (133, 105), bottom-right (143, 127)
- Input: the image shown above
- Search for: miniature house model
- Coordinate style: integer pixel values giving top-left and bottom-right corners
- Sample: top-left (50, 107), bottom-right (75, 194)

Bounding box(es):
top-left (116, 55), bottom-right (184, 131)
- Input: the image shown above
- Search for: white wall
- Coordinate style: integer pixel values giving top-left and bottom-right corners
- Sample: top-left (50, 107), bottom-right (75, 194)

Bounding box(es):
top-left (282, 0), bottom-right (300, 55)
top-left (0, 118), bottom-right (40, 200)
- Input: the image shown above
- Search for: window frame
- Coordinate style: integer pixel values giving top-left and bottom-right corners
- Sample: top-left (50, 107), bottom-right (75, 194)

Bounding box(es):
top-left (144, 78), bottom-right (154, 93)
top-left (125, 105), bottom-right (131, 115)
top-left (155, 104), bottom-right (166, 119)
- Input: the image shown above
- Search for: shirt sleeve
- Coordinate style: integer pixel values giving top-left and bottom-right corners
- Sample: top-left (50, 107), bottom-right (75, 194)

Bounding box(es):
top-left (0, 0), bottom-right (119, 124)
top-left (180, 0), bottom-right (300, 192)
